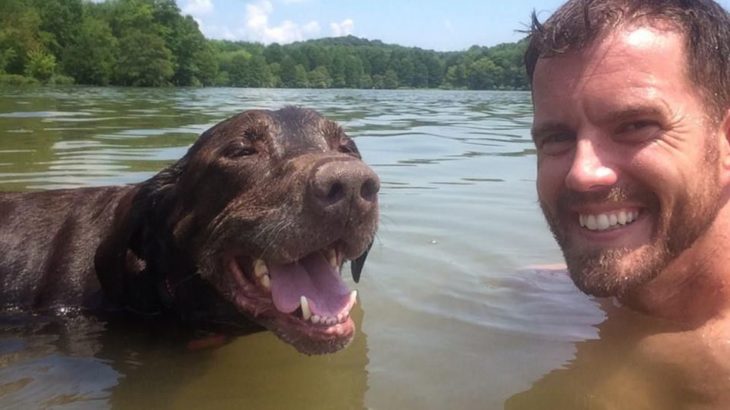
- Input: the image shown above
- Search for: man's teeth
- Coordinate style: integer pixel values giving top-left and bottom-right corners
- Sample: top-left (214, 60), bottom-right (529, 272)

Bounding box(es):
top-left (579, 210), bottom-right (639, 231)
top-left (299, 291), bottom-right (357, 327)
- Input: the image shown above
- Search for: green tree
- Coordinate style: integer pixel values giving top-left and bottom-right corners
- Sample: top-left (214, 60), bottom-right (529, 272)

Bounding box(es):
top-left (221, 50), bottom-right (251, 86)
top-left (307, 65), bottom-right (332, 88)
top-left (31, 0), bottom-right (83, 63)
top-left (64, 18), bottom-right (118, 85)
top-left (391, 53), bottom-right (414, 87)
top-left (412, 60), bottom-right (429, 88)
top-left (279, 55), bottom-right (297, 87)
top-left (293, 64), bottom-right (309, 88)
top-left (171, 16), bottom-right (217, 85)
top-left (467, 57), bottom-right (502, 90)
top-left (383, 69), bottom-right (398, 89)
top-left (24, 48), bottom-right (55, 81)
top-left (329, 52), bottom-right (347, 88)
top-left (264, 43), bottom-right (284, 65)
top-left (0, 0), bottom-right (44, 75)
top-left (445, 64), bottom-right (466, 88)
top-left (104, 0), bottom-right (156, 37)
top-left (116, 30), bottom-right (174, 86)
top-left (343, 55), bottom-right (364, 88)
top-left (423, 54), bottom-right (444, 87)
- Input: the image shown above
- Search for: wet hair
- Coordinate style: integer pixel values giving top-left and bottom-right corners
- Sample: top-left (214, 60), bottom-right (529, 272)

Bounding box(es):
top-left (524, 0), bottom-right (730, 122)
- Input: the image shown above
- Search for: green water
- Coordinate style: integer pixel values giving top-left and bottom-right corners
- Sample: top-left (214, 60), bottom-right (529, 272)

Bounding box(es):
top-left (1, 87), bottom-right (681, 409)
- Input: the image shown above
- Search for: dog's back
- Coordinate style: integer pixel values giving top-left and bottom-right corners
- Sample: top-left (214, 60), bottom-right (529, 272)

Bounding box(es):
top-left (0, 186), bottom-right (131, 310)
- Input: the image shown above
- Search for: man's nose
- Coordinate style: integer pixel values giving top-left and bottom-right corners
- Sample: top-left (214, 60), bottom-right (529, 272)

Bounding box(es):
top-left (565, 139), bottom-right (617, 191)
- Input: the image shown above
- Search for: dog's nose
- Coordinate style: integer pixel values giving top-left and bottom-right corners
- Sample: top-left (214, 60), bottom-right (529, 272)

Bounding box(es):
top-left (310, 159), bottom-right (380, 214)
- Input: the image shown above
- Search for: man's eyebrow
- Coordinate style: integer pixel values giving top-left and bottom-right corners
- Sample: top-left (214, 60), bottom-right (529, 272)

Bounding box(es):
top-left (600, 105), bottom-right (669, 124)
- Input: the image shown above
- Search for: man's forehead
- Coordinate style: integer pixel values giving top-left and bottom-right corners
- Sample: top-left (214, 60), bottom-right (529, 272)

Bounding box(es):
top-left (531, 26), bottom-right (690, 109)
top-left (534, 25), bottom-right (683, 79)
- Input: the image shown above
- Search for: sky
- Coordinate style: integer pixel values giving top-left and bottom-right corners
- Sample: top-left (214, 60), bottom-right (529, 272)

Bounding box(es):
top-left (177, 0), bottom-right (730, 51)
top-left (175, 0), bottom-right (571, 51)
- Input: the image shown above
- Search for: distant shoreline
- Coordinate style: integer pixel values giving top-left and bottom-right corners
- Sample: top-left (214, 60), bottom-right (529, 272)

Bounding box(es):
top-left (0, 1), bottom-right (529, 91)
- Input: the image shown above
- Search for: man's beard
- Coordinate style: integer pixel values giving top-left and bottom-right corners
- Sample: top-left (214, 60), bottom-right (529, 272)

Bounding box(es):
top-left (539, 148), bottom-right (722, 298)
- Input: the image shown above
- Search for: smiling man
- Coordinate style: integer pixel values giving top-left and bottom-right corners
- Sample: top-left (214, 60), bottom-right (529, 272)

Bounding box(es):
top-left (528, 0), bottom-right (730, 326)
top-left (505, 0), bottom-right (730, 406)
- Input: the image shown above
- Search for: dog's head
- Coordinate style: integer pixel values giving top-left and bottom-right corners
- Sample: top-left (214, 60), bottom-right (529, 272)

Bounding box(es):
top-left (97, 107), bottom-right (379, 354)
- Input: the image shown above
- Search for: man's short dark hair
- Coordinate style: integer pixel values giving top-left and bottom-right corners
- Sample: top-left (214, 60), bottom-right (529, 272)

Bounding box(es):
top-left (524, 0), bottom-right (730, 122)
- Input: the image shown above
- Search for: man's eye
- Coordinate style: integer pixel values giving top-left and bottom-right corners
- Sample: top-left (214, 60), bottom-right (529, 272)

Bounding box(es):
top-left (615, 120), bottom-right (660, 141)
top-left (537, 133), bottom-right (575, 155)
top-left (621, 120), bottom-right (652, 132)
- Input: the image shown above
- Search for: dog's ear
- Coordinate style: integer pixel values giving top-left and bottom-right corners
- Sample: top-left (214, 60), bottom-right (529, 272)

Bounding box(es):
top-left (94, 187), bottom-right (145, 307)
top-left (94, 162), bottom-right (184, 309)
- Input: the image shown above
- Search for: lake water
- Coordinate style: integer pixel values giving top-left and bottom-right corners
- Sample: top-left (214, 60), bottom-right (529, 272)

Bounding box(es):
top-left (0, 87), bottom-right (677, 409)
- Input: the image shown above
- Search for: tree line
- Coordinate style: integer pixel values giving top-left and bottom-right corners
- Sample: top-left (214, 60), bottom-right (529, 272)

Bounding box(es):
top-left (0, 0), bottom-right (529, 90)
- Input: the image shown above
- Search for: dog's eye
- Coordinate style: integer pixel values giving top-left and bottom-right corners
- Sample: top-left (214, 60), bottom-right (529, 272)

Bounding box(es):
top-left (222, 141), bottom-right (257, 158)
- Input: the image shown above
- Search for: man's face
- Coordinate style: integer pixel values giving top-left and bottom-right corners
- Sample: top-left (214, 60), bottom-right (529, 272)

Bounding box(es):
top-left (532, 25), bottom-right (724, 297)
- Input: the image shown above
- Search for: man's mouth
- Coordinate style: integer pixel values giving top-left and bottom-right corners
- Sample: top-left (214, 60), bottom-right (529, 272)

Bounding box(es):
top-left (578, 209), bottom-right (641, 232)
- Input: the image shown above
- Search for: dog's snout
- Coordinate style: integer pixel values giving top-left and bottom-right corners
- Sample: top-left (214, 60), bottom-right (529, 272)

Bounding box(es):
top-left (310, 159), bottom-right (380, 212)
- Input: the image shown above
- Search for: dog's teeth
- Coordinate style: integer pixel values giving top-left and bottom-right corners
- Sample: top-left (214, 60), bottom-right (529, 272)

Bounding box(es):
top-left (254, 259), bottom-right (268, 278)
top-left (327, 249), bottom-right (338, 268)
top-left (260, 274), bottom-right (270, 290)
top-left (300, 291), bottom-right (357, 325)
top-left (300, 296), bottom-right (312, 321)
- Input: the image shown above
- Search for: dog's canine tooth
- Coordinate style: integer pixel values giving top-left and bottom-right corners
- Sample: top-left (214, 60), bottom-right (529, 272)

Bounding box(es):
top-left (253, 259), bottom-right (268, 278)
top-left (301, 296), bottom-right (312, 320)
top-left (326, 248), bottom-right (338, 268)
top-left (260, 274), bottom-right (270, 290)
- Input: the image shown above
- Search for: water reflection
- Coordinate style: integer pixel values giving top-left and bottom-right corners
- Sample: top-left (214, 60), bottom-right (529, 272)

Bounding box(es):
top-left (505, 301), bottom-right (722, 409)
top-left (0, 87), bottom-right (608, 409)
top-left (1, 307), bottom-right (369, 409)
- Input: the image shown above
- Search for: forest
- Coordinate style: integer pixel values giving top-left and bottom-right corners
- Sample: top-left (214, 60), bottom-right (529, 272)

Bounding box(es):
top-left (0, 0), bottom-right (530, 90)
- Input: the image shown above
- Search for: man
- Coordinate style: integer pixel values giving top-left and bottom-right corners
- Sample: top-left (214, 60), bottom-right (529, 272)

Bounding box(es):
top-left (508, 0), bottom-right (730, 407)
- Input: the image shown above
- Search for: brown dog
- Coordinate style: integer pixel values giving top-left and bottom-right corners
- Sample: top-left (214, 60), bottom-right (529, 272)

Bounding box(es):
top-left (0, 107), bottom-right (379, 354)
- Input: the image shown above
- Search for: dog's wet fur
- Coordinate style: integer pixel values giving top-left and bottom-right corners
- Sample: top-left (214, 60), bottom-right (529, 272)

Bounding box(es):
top-left (0, 107), bottom-right (379, 354)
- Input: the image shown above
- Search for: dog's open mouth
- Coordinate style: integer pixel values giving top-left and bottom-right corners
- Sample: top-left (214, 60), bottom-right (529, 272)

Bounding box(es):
top-left (226, 243), bottom-right (358, 352)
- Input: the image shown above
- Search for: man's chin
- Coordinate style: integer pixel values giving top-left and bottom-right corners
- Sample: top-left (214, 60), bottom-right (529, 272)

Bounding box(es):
top-left (564, 245), bottom-right (666, 297)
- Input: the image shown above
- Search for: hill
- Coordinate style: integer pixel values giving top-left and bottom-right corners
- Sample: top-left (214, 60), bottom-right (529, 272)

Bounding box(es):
top-left (0, 0), bottom-right (529, 89)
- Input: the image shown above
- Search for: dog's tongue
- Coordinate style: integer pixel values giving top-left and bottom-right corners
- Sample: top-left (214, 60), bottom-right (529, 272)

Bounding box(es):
top-left (268, 252), bottom-right (351, 317)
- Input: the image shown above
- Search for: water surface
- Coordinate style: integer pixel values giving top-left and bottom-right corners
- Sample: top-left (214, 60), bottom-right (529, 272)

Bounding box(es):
top-left (0, 87), bottom-right (655, 409)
